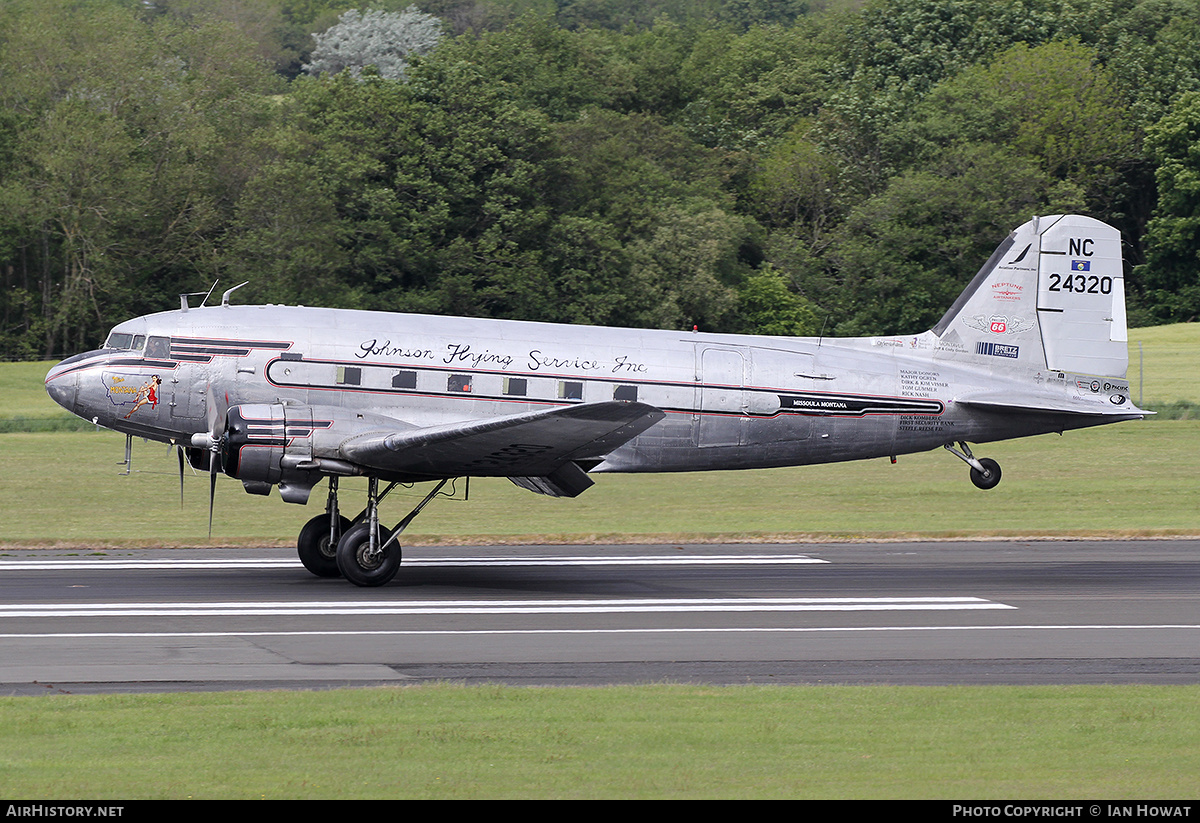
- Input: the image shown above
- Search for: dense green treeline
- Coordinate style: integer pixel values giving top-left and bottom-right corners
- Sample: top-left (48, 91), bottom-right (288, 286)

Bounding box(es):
top-left (1, 0), bottom-right (1198, 359)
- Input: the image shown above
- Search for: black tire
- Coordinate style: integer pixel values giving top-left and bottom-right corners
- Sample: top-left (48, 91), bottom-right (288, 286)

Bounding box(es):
top-left (297, 513), bottom-right (352, 577)
top-left (336, 521), bottom-right (402, 587)
top-left (970, 457), bottom-right (1002, 490)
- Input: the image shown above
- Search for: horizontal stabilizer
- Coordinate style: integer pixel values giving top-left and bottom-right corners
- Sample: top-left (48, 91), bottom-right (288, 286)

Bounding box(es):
top-left (956, 391), bottom-right (1150, 418)
top-left (341, 401), bottom-right (665, 479)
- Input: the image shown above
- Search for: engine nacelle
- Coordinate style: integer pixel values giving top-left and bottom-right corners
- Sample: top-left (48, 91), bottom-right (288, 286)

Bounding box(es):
top-left (218, 403), bottom-right (401, 504)
top-left (221, 404), bottom-right (325, 503)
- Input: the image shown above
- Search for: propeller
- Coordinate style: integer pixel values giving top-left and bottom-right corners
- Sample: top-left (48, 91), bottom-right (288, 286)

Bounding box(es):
top-left (207, 385), bottom-right (219, 537)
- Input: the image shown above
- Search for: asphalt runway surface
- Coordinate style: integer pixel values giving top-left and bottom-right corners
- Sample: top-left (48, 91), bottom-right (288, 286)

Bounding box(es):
top-left (1, 539), bottom-right (1198, 694)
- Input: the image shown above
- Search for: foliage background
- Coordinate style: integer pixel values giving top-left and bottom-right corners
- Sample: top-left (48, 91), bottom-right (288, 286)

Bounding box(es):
top-left (2, 0), bottom-right (1198, 360)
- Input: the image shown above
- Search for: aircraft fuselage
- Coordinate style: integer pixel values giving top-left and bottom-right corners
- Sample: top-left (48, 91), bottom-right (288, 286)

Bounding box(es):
top-left (45, 304), bottom-right (1130, 479)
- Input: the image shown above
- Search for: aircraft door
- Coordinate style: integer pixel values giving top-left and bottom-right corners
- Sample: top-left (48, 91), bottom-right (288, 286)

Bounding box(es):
top-left (743, 351), bottom-right (813, 445)
top-left (695, 347), bottom-right (747, 447)
top-left (169, 369), bottom-right (204, 421)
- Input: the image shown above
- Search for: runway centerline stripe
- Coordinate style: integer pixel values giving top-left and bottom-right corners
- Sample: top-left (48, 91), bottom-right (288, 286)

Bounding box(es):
top-left (0, 596), bottom-right (1013, 617)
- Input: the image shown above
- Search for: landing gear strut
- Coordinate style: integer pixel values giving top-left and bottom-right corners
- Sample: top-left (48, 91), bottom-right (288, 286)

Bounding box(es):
top-left (295, 476), bottom-right (456, 586)
top-left (944, 441), bottom-right (1002, 490)
top-left (335, 476), bottom-right (453, 587)
top-left (297, 477), bottom-right (351, 577)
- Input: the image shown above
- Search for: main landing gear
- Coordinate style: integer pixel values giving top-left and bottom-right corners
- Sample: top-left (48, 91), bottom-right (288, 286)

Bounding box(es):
top-left (943, 441), bottom-right (1002, 490)
top-left (296, 476), bottom-right (453, 587)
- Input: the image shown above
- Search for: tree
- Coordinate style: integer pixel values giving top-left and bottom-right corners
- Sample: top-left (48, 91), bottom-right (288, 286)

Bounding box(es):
top-left (816, 143), bottom-right (1086, 336)
top-left (1061, 0), bottom-right (1200, 129)
top-left (626, 204), bottom-right (747, 331)
top-left (906, 41), bottom-right (1142, 210)
top-left (303, 7), bottom-right (444, 80)
top-left (228, 61), bottom-right (563, 320)
top-left (677, 15), bottom-right (839, 149)
top-left (731, 264), bottom-right (820, 336)
top-left (0, 0), bottom-right (278, 356)
top-left (818, 0), bottom-right (1062, 198)
top-left (1136, 91), bottom-right (1200, 323)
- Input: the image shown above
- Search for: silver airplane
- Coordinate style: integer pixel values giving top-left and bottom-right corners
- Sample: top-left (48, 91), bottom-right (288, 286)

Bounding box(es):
top-left (45, 214), bottom-right (1147, 586)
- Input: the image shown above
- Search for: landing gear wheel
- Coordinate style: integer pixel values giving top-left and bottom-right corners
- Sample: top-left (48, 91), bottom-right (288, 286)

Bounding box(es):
top-left (336, 522), bottom-right (402, 587)
top-left (970, 457), bottom-right (1002, 490)
top-left (297, 513), bottom-right (352, 578)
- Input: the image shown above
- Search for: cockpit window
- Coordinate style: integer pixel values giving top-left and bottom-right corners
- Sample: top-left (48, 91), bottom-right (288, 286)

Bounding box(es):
top-left (105, 332), bottom-right (146, 351)
top-left (145, 336), bottom-right (171, 359)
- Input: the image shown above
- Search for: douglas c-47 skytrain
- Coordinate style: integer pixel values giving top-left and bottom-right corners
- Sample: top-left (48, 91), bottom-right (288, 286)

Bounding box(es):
top-left (46, 215), bottom-right (1148, 586)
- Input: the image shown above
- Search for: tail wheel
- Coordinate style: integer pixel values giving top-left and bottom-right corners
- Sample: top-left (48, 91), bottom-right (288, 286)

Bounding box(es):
top-left (336, 522), bottom-right (402, 587)
top-left (970, 457), bottom-right (1002, 490)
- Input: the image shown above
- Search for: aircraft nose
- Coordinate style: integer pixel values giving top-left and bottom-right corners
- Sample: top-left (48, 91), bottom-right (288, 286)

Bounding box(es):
top-left (45, 360), bottom-right (79, 412)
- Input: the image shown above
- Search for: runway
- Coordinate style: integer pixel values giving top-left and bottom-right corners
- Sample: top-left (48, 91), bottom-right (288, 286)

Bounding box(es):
top-left (2, 539), bottom-right (1198, 693)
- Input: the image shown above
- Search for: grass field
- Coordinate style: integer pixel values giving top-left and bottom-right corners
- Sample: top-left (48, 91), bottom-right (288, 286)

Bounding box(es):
top-left (2, 324), bottom-right (1198, 800)
top-left (2, 420), bottom-right (1199, 546)
top-left (2, 684), bottom-right (1198, 799)
top-left (1127, 323), bottom-right (1200, 409)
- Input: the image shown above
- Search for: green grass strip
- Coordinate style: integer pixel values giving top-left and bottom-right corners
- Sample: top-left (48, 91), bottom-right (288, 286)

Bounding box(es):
top-left (3, 420), bottom-right (1199, 547)
top-left (2, 684), bottom-right (1198, 799)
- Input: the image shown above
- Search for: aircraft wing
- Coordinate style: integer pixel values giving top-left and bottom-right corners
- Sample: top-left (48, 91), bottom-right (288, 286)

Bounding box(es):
top-left (340, 401), bottom-right (665, 496)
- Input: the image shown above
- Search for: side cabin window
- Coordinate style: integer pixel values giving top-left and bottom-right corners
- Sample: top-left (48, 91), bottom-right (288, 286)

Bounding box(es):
top-left (614, 385), bottom-right (638, 402)
top-left (336, 366), bottom-right (362, 386)
top-left (392, 370), bottom-right (417, 389)
top-left (503, 377), bottom-right (528, 397)
top-left (145, 336), bottom-right (171, 360)
top-left (558, 380), bottom-right (583, 401)
top-left (448, 374), bottom-right (472, 393)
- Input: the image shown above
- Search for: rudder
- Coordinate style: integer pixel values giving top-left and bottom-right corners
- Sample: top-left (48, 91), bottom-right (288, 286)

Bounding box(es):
top-left (1033, 215), bottom-right (1127, 378)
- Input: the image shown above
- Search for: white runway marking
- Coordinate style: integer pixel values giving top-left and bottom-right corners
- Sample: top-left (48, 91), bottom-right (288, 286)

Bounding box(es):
top-left (2, 625), bottom-right (1197, 641)
top-left (0, 554), bottom-right (828, 570)
top-left (0, 596), bottom-right (1011, 618)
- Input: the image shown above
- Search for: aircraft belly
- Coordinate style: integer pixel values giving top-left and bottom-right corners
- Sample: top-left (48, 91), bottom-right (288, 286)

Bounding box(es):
top-left (602, 411), bottom-right (908, 473)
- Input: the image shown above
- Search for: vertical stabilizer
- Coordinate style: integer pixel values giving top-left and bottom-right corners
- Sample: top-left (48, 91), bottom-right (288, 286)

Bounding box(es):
top-left (931, 216), bottom-right (1048, 372)
top-left (932, 215), bottom-right (1128, 379)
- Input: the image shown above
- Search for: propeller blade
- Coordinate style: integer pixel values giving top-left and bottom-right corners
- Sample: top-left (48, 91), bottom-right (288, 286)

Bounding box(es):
top-left (208, 461), bottom-right (217, 539)
top-left (206, 383), bottom-right (219, 441)
top-left (176, 444), bottom-right (185, 508)
top-left (203, 383), bottom-right (227, 539)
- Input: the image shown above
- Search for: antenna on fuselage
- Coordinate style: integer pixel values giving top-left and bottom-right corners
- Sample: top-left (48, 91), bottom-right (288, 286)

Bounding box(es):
top-left (179, 281), bottom-right (219, 312)
top-left (221, 281), bottom-right (249, 307)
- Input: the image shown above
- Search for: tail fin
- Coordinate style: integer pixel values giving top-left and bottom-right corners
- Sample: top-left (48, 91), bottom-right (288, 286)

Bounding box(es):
top-left (932, 215), bottom-right (1128, 379)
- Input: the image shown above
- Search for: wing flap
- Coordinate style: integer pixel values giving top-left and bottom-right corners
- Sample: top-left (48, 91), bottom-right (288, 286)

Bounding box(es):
top-left (340, 401), bottom-right (665, 479)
